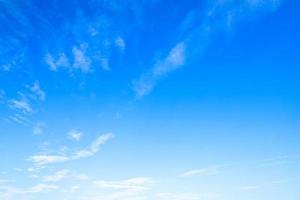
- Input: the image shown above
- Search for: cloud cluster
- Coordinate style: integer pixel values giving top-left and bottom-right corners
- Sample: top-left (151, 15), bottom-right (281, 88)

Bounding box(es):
top-left (8, 81), bottom-right (45, 124)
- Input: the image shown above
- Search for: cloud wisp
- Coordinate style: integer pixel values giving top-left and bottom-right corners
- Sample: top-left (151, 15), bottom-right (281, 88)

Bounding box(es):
top-left (94, 177), bottom-right (154, 191)
top-left (92, 177), bottom-right (155, 200)
top-left (180, 166), bottom-right (220, 178)
top-left (7, 81), bottom-right (46, 125)
top-left (29, 133), bottom-right (114, 166)
top-left (133, 43), bottom-right (186, 98)
top-left (68, 129), bottom-right (83, 141)
top-left (132, 0), bottom-right (282, 98)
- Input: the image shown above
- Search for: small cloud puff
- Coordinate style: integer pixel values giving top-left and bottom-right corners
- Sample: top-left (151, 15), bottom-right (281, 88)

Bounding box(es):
top-left (68, 129), bottom-right (82, 141)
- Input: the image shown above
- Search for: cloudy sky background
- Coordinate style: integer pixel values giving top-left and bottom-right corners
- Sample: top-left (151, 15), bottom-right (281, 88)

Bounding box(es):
top-left (0, 0), bottom-right (300, 199)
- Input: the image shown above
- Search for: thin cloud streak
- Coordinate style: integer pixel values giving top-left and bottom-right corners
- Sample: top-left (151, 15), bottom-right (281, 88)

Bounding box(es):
top-left (29, 133), bottom-right (114, 166)
top-left (132, 0), bottom-right (282, 98)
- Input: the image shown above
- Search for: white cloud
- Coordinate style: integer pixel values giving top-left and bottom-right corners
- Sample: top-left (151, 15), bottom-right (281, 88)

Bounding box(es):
top-left (30, 81), bottom-right (46, 101)
top-left (68, 129), bottom-right (82, 141)
top-left (42, 169), bottom-right (70, 182)
top-left (240, 185), bottom-right (261, 190)
top-left (33, 122), bottom-right (46, 135)
top-left (156, 192), bottom-right (220, 200)
top-left (45, 53), bottom-right (70, 71)
top-left (45, 54), bottom-right (58, 71)
top-left (93, 177), bottom-right (155, 200)
top-left (72, 44), bottom-right (91, 73)
top-left (29, 155), bottom-right (69, 166)
top-left (9, 97), bottom-right (32, 113)
top-left (94, 177), bottom-right (154, 191)
top-left (69, 185), bottom-right (81, 192)
top-left (115, 37), bottom-right (126, 51)
top-left (180, 167), bottom-right (220, 177)
top-left (29, 133), bottom-right (114, 166)
top-left (132, 0), bottom-right (282, 98)
top-left (153, 43), bottom-right (186, 76)
top-left (26, 184), bottom-right (58, 193)
top-left (133, 42), bottom-right (186, 97)
top-left (1, 64), bottom-right (11, 71)
top-left (7, 81), bottom-right (46, 125)
top-left (72, 133), bottom-right (114, 159)
top-left (9, 113), bottom-right (30, 125)
top-left (56, 53), bottom-right (70, 68)
top-left (0, 181), bottom-right (61, 200)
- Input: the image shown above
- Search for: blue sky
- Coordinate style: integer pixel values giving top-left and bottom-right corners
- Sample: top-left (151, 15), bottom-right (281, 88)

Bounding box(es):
top-left (0, 0), bottom-right (300, 199)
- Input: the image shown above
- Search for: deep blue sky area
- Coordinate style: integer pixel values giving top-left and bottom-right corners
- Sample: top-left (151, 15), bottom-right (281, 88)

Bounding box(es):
top-left (0, 0), bottom-right (300, 200)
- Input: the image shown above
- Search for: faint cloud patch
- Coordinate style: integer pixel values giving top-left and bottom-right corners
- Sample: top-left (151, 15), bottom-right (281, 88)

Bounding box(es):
top-left (68, 129), bottom-right (82, 141)
top-left (29, 133), bottom-right (114, 166)
top-left (30, 81), bottom-right (46, 101)
top-left (45, 53), bottom-right (70, 71)
top-left (72, 43), bottom-right (91, 73)
top-left (133, 42), bottom-right (186, 97)
top-left (33, 122), bottom-right (46, 135)
top-left (180, 166), bottom-right (220, 177)
top-left (115, 36), bottom-right (126, 52)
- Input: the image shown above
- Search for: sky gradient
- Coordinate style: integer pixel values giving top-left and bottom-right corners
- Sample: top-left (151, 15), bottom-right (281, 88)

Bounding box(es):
top-left (0, 0), bottom-right (300, 199)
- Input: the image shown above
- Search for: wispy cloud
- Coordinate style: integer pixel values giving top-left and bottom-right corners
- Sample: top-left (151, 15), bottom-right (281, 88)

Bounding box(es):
top-left (45, 44), bottom-right (92, 73)
top-left (26, 184), bottom-right (58, 193)
top-left (29, 155), bottom-right (69, 166)
top-left (155, 192), bottom-right (218, 200)
top-left (239, 180), bottom-right (284, 191)
top-left (94, 177), bottom-right (154, 191)
top-left (33, 122), bottom-right (46, 135)
top-left (180, 166), bottom-right (220, 177)
top-left (93, 177), bottom-right (155, 200)
top-left (72, 43), bottom-right (91, 73)
top-left (45, 53), bottom-right (70, 71)
top-left (9, 95), bottom-right (32, 114)
top-left (72, 133), bottom-right (114, 159)
top-left (30, 81), bottom-right (46, 101)
top-left (7, 81), bottom-right (46, 125)
top-left (29, 133), bottom-right (114, 166)
top-left (0, 183), bottom-right (58, 199)
top-left (133, 42), bottom-right (186, 97)
top-left (132, 0), bottom-right (282, 98)
top-left (42, 169), bottom-right (70, 182)
top-left (115, 36), bottom-right (126, 52)
top-left (68, 129), bottom-right (83, 141)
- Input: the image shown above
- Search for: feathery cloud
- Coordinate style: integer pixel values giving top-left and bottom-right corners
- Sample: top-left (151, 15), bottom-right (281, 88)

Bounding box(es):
top-left (68, 129), bottom-right (82, 141)
top-left (132, 0), bottom-right (282, 98)
top-left (33, 122), bottom-right (46, 135)
top-left (115, 37), bottom-right (126, 52)
top-left (72, 44), bottom-right (91, 73)
top-left (94, 177), bottom-right (154, 191)
top-left (133, 42), bottom-right (186, 97)
top-left (180, 167), bottom-right (220, 177)
top-left (29, 133), bottom-right (114, 166)
top-left (9, 97), bottom-right (32, 114)
top-left (42, 170), bottom-right (70, 182)
top-left (26, 184), bottom-right (58, 193)
top-left (30, 81), bottom-right (45, 101)
top-left (45, 53), bottom-right (70, 71)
